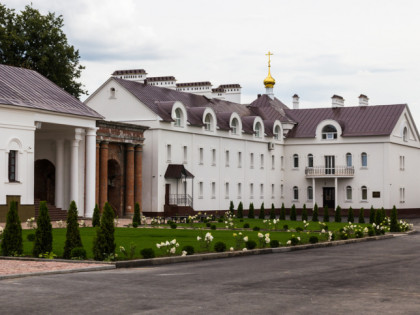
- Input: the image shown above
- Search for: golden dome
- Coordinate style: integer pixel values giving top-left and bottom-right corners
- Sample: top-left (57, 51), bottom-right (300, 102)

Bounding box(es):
top-left (264, 51), bottom-right (275, 88)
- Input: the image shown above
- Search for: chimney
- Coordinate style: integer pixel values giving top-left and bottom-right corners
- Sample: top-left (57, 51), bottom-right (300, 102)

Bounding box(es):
top-left (331, 94), bottom-right (344, 108)
top-left (257, 94), bottom-right (261, 98)
top-left (292, 94), bottom-right (300, 109)
top-left (359, 94), bottom-right (369, 106)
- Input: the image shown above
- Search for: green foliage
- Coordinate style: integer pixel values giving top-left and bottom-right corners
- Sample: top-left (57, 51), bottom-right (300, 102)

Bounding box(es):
top-left (359, 207), bottom-right (365, 224)
top-left (214, 241), bottom-right (227, 252)
top-left (348, 207), bottom-right (354, 223)
top-left (369, 206), bottom-right (375, 224)
top-left (323, 205), bottom-right (329, 222)
top-left (259, 203), bottom-right (265, 219)
top-left (71, 247), bottom-right (87, 260)
top-left (245, 240), bottom-right (257, 250)
top-left (229, 201), bottom-right (234, 215)
top-left (301, 204), bottom-right (308, 221)
top-left (92, 202), bottom-right (115, 261)
top-left (269, 203), bottom-right (276, 220)
top-left (381, 208), bottom-right (386, 223)
top-left (92, 204), bottom-right (100, 228)
top-left (368, 226), bottom-right (375, 237)
top-left (312, 203), bottom-right (319, 222)
top-left (27, 233), bottom-right (35, 242)
top-left (253, 226), bottom-right (260, 231)
top-left (290, 204), bottom-right (297, 221)
top-left (170, 223), bottom-right (177, 229)
top-left (355, 230), bottom-right (364, 238)
top-left (309, 236), bottom-right (319, 244)
top-left (375, 208), bottom-right (382, 225)
top-left (289, 236), bottom-right (300, 246)
top-left (206, 222), bottom-right (211, 227)
top-left (1, 201), bottom-right (23, 256)
top-left (63, 201), bottom-right (83, 259)
top-left (210, 224), bottom-right (216, 230)
top-left (280, 203), bottom-right (286, 220)
top-left (237, 202), bottom-right (243, 218)
top-left (33, 201), bottom-right (52, 257)
top-left (133, 202), bottom-right (141, 227)
top-left (248, 203), bottom-right (255, 219)
top-left (182, 245), bottom-right (195, 255)
top-left (335, 206), bottom-right (342, 223)
top-left (140, 248), bottom-right (155, 259)
top-left (295, 227), bottom-right (303, 232)
top-left (0, 4), bottom-right (87, 98)
top-left (390, 206), bottom-right (399, 232)
top-left (283, 224), bottom-right (289, 230)
top-left (269, 239), bottom-right (280, 248)
top-left (243, 223), bottom-right (250, 228)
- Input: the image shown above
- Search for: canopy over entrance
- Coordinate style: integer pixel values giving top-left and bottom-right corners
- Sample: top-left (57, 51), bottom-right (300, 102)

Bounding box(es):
top-left (164, 164), bottom-right (194, 179)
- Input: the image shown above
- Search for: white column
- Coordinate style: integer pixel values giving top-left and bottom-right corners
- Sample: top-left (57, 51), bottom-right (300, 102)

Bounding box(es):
top-left (85, 128), bottom-right (97, 218)
top-left (55, 139), bottom-right (64, 209)
top-left (312, 177), bottom-right (316, 209)
top-left (70, 139), bottom-right (80, 205)
top-left (334, 177), bottom-right (338, 210)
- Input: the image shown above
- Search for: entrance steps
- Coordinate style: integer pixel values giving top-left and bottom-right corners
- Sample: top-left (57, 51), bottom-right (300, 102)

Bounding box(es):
top-left (34, 199), bottom-right (69, 221)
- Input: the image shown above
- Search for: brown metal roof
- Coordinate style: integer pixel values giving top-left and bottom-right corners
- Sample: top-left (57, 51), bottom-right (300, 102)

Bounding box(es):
top-left (164, 164), bottom-right (194, 179)
top-left (0, 64), bottom-right (102, 119)
top-left (112, 69), bottom-right (147, 75)
top-left (285, 104), bottom-right (406, 138)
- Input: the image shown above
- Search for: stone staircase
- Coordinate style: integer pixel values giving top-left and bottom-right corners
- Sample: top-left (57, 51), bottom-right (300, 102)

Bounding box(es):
top-left (34, 199), bottom-right (69, 221)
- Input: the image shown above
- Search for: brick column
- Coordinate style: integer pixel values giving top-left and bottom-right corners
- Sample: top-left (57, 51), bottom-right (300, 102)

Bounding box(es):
top-left (125, 144), bottom-right (135, 215)
top-left (99, 141), bottom-right (109, 210)
top-left (95, 141), bottom-right (100, 206)
top-left (134, 145), bottom-right (143, 209)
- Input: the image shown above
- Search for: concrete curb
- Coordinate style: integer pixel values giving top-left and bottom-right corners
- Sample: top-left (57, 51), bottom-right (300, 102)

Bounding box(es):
top-left (0, 256), bottom-right (115, 265)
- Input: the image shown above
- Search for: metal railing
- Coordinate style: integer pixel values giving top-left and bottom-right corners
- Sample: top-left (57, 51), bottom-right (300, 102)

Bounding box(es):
top-left (305, 166), bottom-right (354, 177)
top-left (169, 194), bottom-right (193, 206)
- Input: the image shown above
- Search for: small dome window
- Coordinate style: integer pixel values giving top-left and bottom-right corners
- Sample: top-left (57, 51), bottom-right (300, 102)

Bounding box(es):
top-left (322, 125), bottom-right (337, 140)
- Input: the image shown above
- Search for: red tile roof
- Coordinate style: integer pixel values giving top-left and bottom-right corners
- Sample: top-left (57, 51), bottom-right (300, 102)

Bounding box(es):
top-left (0, 65), bottom-right (102, 119)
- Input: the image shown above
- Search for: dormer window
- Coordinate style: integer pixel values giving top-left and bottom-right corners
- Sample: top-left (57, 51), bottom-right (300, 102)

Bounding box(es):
top-left (322, 125), bottom-right (337, 140)
top-left (174, 108), bottom-right (183, 127)
top-left (255, 122), bottom-right (262, 138)
top-left (204, 113), bottom-right (213, 131)
top-left (231, 118), bottom-right (238, 135)
top-left (274, 125), bottom-right (281, 140)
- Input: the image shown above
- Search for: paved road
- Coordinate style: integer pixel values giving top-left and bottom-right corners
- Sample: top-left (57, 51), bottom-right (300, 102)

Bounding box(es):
top-left (1, 231), bottom-right (420, 314)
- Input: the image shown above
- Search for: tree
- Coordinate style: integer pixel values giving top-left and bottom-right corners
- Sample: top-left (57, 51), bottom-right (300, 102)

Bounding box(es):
top-left (390, 206), bottom-right (399, 232)
top-left (359, 207), bottom-right (365, 224)
top-left (33, 201), bottom-right (53, 257)
top-left (132, 202), bottom-right (141, 227)
top-left (0, 4), bottom-right (87, 98)
top-left (92, 204), bottom-right (100, 228)
top-left (1, 201), bottom-right (23, 256)
top-left (335, 206), bottom-right (342, 223)
top-left (248, 203), bottom-right (255, 219)
top-left (323, 205), bottom-right (329, 222)
top-left (237, 202), bottom-right (243, 218)
top-left (63, 201), bottom-right (83, 259)
top-left (280, 203), bottom-right (286, 220)
top-left (229, 201), bottom-right (235, 215)
top-left (259, 203), bottom-right (265, 219)
top-left (93, 202), bottom-right (115, 260)
top-left (290, 204), bottom-right (297, 221)
top-left (269, 203), bottom-right (276, 220)
top-left (312, 203), bottom-right (319, 222)
top-left (348, 207), bottom-right (354, 223)
top-left (369, 206), bottom-right (375, 224)
top-left (301, 204), bottom-right (308, 221)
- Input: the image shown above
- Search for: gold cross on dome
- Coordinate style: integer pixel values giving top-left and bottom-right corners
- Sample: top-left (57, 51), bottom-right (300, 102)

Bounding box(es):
top-left (266, 51), bottom-right (273, 67)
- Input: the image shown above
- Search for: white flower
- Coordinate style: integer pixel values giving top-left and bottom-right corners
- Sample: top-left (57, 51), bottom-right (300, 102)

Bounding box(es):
top-left (170, 239), bottom-right (176, 245)
top-left (156, 244), bottom-right (161, 249)
top-left (239, 232), bottom-right (242, 235)
top-left (265, 233), bottom-right (270, 238)
top-left (166, 241), bottom-right (170, 246)
top-left (273, 219), bottom-right (277, 224)
top-left (265, 237), bottom-right (270, 244)
top-left (230, 247), bottom-right (234, 251)
top-left (176, 243), bottom-right (179, 247)
top-left (258, 233), bottom-right (264, 238)
top-left (287, 240), bottom-right (291, 245)
top-left (297, 237), bottom-right (301, 241)
top-left (243, 236), bottom-right (248, 242)
top-left (197, 236), bottom-right (202, 241)
top-left (181, 251), bottom-right (187, 256)
top-left (321, 229), bottom-right (326, 233)
top-left (170, 247), bottom-right (176, 254)
top-left (242, 248), bottom-right (247, 251)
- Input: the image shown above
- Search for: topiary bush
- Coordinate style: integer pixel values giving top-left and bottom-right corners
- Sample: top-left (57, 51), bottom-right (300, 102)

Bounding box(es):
top-left (348, 207), bottom-right (354, 223)
top-left (253, 226), bottom-right (260, 231)
top-left (380, 208), bottom-right (386, 223)
top-left (269, 203), bottom-right (276, 220)
top-left (211, 224), bottom-right (216, 230)
top-left (132, 202), bottom-right (141, 227)
top-left (27, 233), bottom-right (35, 242)
top-left (309, 236), bottom-right (319, 244)
top-left (243, 223), bottom-right (250, 228)
top-left (237, 201), bottom-right (243, 218)
top-left (289, 236), bottom-right (300, 246)
top-left (206, 222), bottom-right (211, 227)
top-left (283, 224), bottom-right (289, 230)
top-left (248, 202), bottom-right (255, 219)
top-left (92, 202), bottom-right (116, 261)
top-left (280, 203), bottom-right (286, 220)
top-left (71, 247), bottom-right (87, 260)
top-left (375, 208), bottom-right (382, 225)
top-left (92, 204), bottom-right (100, 228)
top-left (33, 201), bottom-right (53, 257)
top-left (369, 206), bottom-right (376, 224)
top-left (1, 201), bottom-right (23, 256)
top-left (214, 241), bottom-right (227, 252)
top-left (229, 201), bottom-right (235, 215)
top-left (259, 203), bottom-right (265, 219)
top-left (312, 203), bottom-right (319, 222)
top-left (290, 204), bottom-right (297, 221)
top-left (355, 230), bottom-right (364, 238)
top-left (335, 205), bottom-right (342, 223)
top-left (63, 201), bottom-right (83, 259)
top-left (269, 239), bottom-right (280, 248)
top-left (390, 205), bottom-right (399, 232)
top-left (170, 223), bottom-right (177, 229)
top-left (140, 248), bottom-right (155, 259)
top-left (301, 204), bottom-right (308, 222)
top-left (359, 207), bottom-right (365, 224)
top-left (182, 245), bottom-right (195, 255)
top-left (245, 240), bottom-right (257, 250)
top-left (323, 205), bottom-right (329, 222)
top-left (295, 227), bottom-right (303, 232)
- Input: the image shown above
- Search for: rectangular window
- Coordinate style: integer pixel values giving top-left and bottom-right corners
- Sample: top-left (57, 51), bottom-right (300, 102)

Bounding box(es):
top-left (199, 182), bottom-right (203, 199)
top-left (250, 153), bottom-right (254, 169)
top-left (260, 184), bottom-right (264, 199)
top-left (212, 149), bottom-right (216, 166)
top-left (238, 151), bottom-right (242, 168)
top-left (400, 156), bottom-right (405, 170)
top-left (400, 187), bottom-right (405, 203)
top-left (293, 154), bottom-right (299, 168)
top-left (271, 184), bottom-right (275, 199)
top-left (225, 182), bottom-right (229, 199)
top-left (281, 156), bottom-right (284, 169)
top-left (225, 150), bottom-right (230, 167)
top-left (183, 146), bottom-right (187, 164)
top-left (211, 182), bottom-right (216, 199)
top-left (250, 183), bottom-right (254, 199)
top-left (166, 145), bottom-right (171, 162)
top-left (308, 186), bottom-right (313, 200)
top-left (271, 155), bottom-right (275, 170)
top-left (199, 148), bottom-right (203, 165)
top-left (260, 154), bottom-right (264, 169)
top-left (8, 150), bottom-right (17, 182)
top-left (238, 183), bottom-right (242, 199)
top-left (280, 184), bottom-right (284, 198)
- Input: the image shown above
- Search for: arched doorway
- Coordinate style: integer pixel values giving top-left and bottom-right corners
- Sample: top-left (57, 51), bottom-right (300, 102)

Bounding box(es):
top-left (34, 159), bottom-right (55, 204)
top-left (108, 159), bottom-right (122, 217)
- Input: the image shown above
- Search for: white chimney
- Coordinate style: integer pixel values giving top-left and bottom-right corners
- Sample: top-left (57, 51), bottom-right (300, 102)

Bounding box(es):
top-left (359, 94), bottom-right (369, 106)
top-left (292, 94), bottom-right (300, 109)
top-left (331, 94), bottom-right (344, 108)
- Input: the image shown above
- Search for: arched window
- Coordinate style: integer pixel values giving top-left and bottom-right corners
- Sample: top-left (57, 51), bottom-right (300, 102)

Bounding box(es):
top-left (231, 118), bottom-right (238, 135)
top-left (322, 125), bottom-right (337, 140)
top-left (274, 125), bottom-right (281, 140)
top-left (403, 127), bottom-right (408, 142)
top-left (307, 186), bottom-right (313, 200)
top-left (361, 186), bottom-right (367, 201)
top-left (110, 87), bottom-right (116, 98)
top-left (293, 154), bottom-right (299, 168)
top-left (346, 153), bottom-right (352, 167)
top-left (174, 108), bottom-right (183, 127)
top-left (361, 152), bottom-right (367, 167)
top-left (293, 186), bottom-right (299, 200)
top-left (204, 113), bottom-right (213, 131)
top-left (255, 122), bottom-right (262, 138)
top-left (307, 154), bottom-right (313, 168)
top-left (346, 186), bottom-right (352, 200)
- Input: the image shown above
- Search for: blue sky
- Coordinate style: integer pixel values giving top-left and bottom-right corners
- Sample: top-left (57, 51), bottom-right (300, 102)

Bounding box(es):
top-left (4, 0), bottom-right (420, 124)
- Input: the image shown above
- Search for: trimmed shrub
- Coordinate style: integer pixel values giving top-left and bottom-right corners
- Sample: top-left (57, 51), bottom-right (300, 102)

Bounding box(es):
top-left (259, 203), bottom-right (265, 219)
top-left (92, 202), bottom-right (116, 261)
top-left (211, 224), bottom-right (216, 230)
top-left (335, 206), bottom-right (342, 223)
top-left (214, 241), bottom-right (227, 252)
top-left (229, 201), bottom-right (235, 215)
top-left (289, 236), bottom-right (300, 246)
top-left (71, 247), bottom-right (87, 260)
top-left (245, 240), bottom-right (257, 250)
top-left (269, 203), bottom-right (276, 220)
top-left (380, 208), bottom-right (386, 223)
top-left (323, 205), bottom-right (329, 222)
top-left (182, 245), bottom-right (195, 255)
top-left (390, 205), bottom-right (399, 232)
top-left (243, 223), bottom-right (250, 228)
top-left (348, 207), bottom-right (354, 223)
top-left (375, 208), bottom-right (382, 225)
top-left (359, 207), bottom-right (365, 224)
top-left (1, 201), bottom-right (23, 256)
top-left (369, 206), bottom-right (375, 224)
top-left (290, 204), bottom-right (297, 221)
top-left (63, 201), bottom-right (83, 259)
top-left (309, 236), bottom-right (319, 244)
top-left (92, 204), bottom-right (100, 228)
top-left (280, 203), bottom-right (286, 220)
top-left (170, 223), bottom-right (177, 229)
top-left (283, 224), bottom-right (289, 230)
top-left (339, 232), bottom-right (349, 240)
top-left (217, 218), bottom-right (223, 223)
top-left (295, 227), bottom-right (303, 232)
top-left (140, 248), bottom-right (155, 259)
top-left (270, 239), bottom-right (280, 248)
top-left (301, 204), bottom-right (308, 221)
top-left (248, 203), bottom-right (255, 219)
top-left (253, 226), bottom-right (260, 231)
top-left (133, 202), bottom-right (141, 227)
top-left (206, 222), bottom-right (211, 227)
top-left (27, 233), bottom-right (35, 242)
top-left (33, 201), bottom-right (53, 257)
top-left (312, 203), bottom-right (319, 222)
top-left (237, 202), bottom-right (243, 218)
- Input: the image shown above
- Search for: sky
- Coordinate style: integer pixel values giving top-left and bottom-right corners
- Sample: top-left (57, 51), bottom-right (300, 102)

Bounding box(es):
top-left (4, 0), bottom-right (420, 123)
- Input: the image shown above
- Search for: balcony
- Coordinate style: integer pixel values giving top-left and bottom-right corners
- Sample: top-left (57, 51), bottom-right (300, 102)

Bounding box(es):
top-left (169, 194), bottom-right (193, 207)
top-left (305, 166), bottom-right (354, 178)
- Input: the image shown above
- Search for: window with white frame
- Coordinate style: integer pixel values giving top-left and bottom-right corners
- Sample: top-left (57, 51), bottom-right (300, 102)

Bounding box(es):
top-left (271, 184), bottom-right (275, 199)
top-left (274, 125), bottom-right (281, 140)
top-left (361, 186), bottom-right (367, 201)
top-left (293, 186), bottom-right (299, 201)
top-left (199, 148), bottom-right (203, 165)
top-left (400, 156), bottom-right (405, 170)
top-left (260, 154), bottom-right (264, 169)
top-left (238, 151), bottom-right (242, 168)
top-left (307, 154), bottom-right (313, 168)
top-left (225, 150), bottom-right (230, 167)
top-left (361, 152), bottom-right (368, 168)
top-left (322, 125), bottom-right (337, 139)
top-left (8, 150), bottom-right (17, 182)
top-left (199, 182), bottom-right (203, 198)
top-left (280, 184), bottom-right (284, 198)
top-left (255, 122), bottom-right (262, 138)
top-left (260, 183), bottom-right (264, 199)
top-left (346, 153), bottom-right (352, 167)
top-left (307, 186), bottom-right (313, 200)
top-left (400, 187), bottom-right (405, 203)
top-left (174, 108), bottom-right (183, 127)
top-left (271, 155), bottom-right (275, 169)
top-left (250, 153), bottom-right (254, 169)
top-left (212, 149), bottom-right (216, 166)
top-left (238, 183), bottom-right (242, 199)
top-left (403, 127), bottom-right (408, 142)
top-left (225, 182), bottom-right (229, 199)
top-left (250, 183), bottom-right (254, 199)
top-left (204, 113), bottom-right (213, 131)
top-left (166, 144), bottom-right (171, 162)
top-left (211, 182), bottom-right (216, 199)
top-left (293, 154), bottom-right (299, 168)
top-left (346, 186), bottom-right (352, 201)
top-left (183, 146), bottom-right (187, 164)
top-left (231, 118), bottom-right (238, 135)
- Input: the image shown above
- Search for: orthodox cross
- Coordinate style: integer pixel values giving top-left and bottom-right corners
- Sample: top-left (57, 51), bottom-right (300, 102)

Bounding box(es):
top-left (266, 51), bottom-right (273, 67)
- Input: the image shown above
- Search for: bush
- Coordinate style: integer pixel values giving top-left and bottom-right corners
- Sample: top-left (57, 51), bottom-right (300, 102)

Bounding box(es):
top-left (245, 240), bottom-right (257, 250)
top-left (269, 239), bottom-right (280, 248)
top-left (253, 226), bottom-right (260, 231)
top-left (33, 201), bottom-right (53, 257)
top-left (92, 202), bottom-right (115, 261)
top-left (211, 224), bottom-right (216, 230)
top-left (237, 202), bottom-right (243, 218)
top-left (323, 205), bottom-right (329, 222)
top-left (295, 227), bottom-right (303, 232)
top-left (133, 202), bottom-right (141, 227)
top-left (182, 245), bottom-right (195, 255)
top-left (348, 207), bottom-right (354, 223)
top-left (369, 206), bottom-right (376, 224)
top-left (290, 204), bottom-right (297, 221)
top-left (339, 232), bottom-right (349, 240)
top-left (375, 208), bottom-right (382, 225)
top-left (140, 248), bottom-right (155, 259)
top-left (283, 224), bottom-right (289, 230)
top-left (206, 222), bottom-right (211, 227)
top-left (132, 222), bottom-right (138, 228)
top-left (243, 223), bottom-right (250, 228)
top-left (312, 203), bottom-right (319, 222)
top-left (259, 203), bottom-right (265, 219)
top-left (63, 201), bottom-right (83, 259)
top-left (359, 207), bottom-right (365, 224)
top-left (71, 247), bottom-right (87, 260)
top-left (301, 204), bottom-right (308, 221)
top-left (355, 230), bottom-right (364, 238)
top-left (27, 233), bottom-right (35, 242)
top-left (170, 223), bottom-right (177, 229)
top-left (248, 203), bottom-right (255, 219)
top-left (269, 203), bottom-right (276, 220)
top-left (229, 201), bottom-right (235, 215)
top-left (390, 205), bottom-right (399, 232)
top-left (92, 204), bottom-right (100, 228)
top-left (309, 236), bottom-right (319, 244)
top-left (289, 236), bottom-right (300, 246)
top-left (217, 218), bottom-right (223, 223)
top-left (214, 241), bottom-right (227, 252)
top-left (335, 206), bottom-right (342, 223)
top-left (1, 201), bottom-right (23, 256)
top-left (280, 203), bottom-right (286, 220)
top-left (381, 208), bottom-right (386, 223)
